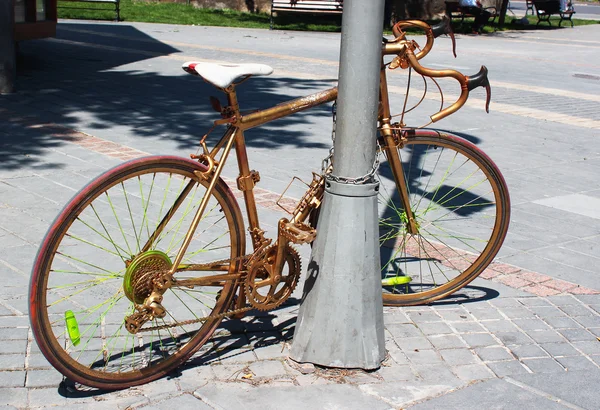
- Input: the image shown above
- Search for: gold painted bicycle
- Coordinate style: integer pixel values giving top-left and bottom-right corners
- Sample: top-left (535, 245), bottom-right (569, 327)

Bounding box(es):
top-left (29, 20), bottom-right (510, 389)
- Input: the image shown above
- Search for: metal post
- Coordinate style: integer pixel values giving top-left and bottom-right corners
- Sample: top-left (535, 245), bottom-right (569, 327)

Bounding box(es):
top-left (0, 0), bottom-right (16, 94)
top-left (290, 0), bottom-right (386, 369)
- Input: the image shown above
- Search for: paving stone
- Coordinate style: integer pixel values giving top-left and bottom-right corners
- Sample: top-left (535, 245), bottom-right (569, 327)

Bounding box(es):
top-left (416, 322), bottom-right (453, 336)
top-left (492, 331), bottom-right (533, 346)
top-left (25, 354), bottom-right (52, 369)
top-left (509, 344), bottom-right (549, 359)
top-left (540, 342), bottom-right (582, 358)
top-left (374, 365), bottom-right (418, 383)
top-left (571, 341), bottom-right (600, 355)
top-left (517, 297), bottom-right (552, 307)
top-left (385, 323), bottom-right (422, 339)
top-left (404, 349), bottom-right (444, 365)
top-left (147, 393), bottom-right (213, 409)
top-left (512, 318), bottom-right (551, 331)
top-left (558, 328), bottom-right (598, 342)
top-left (0, 327), bottom-right (28, 340)
top-left (428, 335), bottom-right (467, 350)
top-left (480, 320), bottom-right (518, 333)
top-left (467, 308), bottom-right (504, 321)
top-left (542, 316), bottom-right (581, 329)
top-left (0, 339), bottom-right (27, 354)
top-left (434, 309), bottom-right (471, 322)
top-left (411, 364), bottom-right (461, 384)
top-left (28, 387), bottom-right (68, 408)
top-left (0, 354), bottom-right (25, 370)
top-left (253, 342), bottom-right (290, 361)
top-left (547, 295), bottom-right (581, 306)
top-left (440, 349), bottom-right (480, 366)
top-left (485, 360), bottom-right (531, 377)
top-left (556, 356), bottom-right (599, 371)
top-left (559, 304), bottom-right (596, 317)
top-left (490, 298), bottom-right (524, 308)
top-left (461, 333), bottom-right (498, 348)
top-left (528, 306), bottom-right (568, 318)
top-left (521, 358), bottom-right (566, 373)
top-left (500, 307), bottom-right (535, 319)
top-left (452, 363), bottom-right (495, 381)
top-left (524, 330), bottom-right (564, 344)
top-left (474, 346), bottom-right (514, 362)
top-left (217, 348), bottom-right (258, 364)
top-left (396, 337), bottom-right (434, 352)
top-left (248, 360), bottom-right (287, 379)
top-left (406, 311), bottom-right (442, 323)
top-left (0, 371), bottom-right (25, 388)
top-left (450, 321), bottom-right (487, 334)
top-left (574, 315), bottom-right (600, 328)
top-left (25, 368), bottom-right (65, 388)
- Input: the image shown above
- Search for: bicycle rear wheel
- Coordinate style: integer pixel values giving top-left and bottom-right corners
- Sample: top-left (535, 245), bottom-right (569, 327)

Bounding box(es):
top-left (379, 130), bottom-right (510, 305)
top-left (29, 156), bottom-right (245, 389)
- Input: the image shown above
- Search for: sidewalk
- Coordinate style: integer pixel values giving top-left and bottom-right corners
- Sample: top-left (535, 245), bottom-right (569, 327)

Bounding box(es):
top-left (1, 21), bottom-right (600, 409)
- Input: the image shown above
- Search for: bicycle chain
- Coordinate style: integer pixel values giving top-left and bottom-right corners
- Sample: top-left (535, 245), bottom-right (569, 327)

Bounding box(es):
top-left (137, 305), bottom-right (254, 333)
top-left (321, 102), bottom-right (381, 185)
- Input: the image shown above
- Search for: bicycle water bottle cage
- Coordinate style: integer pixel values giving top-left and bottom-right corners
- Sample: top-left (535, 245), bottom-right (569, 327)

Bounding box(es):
top-left (182, 62), bottom-right (274, 89)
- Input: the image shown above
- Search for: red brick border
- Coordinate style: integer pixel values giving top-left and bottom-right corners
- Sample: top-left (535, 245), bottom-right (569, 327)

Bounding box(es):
top-left (10, 114), bottom-right (598, 297)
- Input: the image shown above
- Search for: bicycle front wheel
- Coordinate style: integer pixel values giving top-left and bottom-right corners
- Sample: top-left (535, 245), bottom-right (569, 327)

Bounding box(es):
top-left (29, 156), bottom-right (245, 389)
top-left (379, 130), bottom-right (510, 306)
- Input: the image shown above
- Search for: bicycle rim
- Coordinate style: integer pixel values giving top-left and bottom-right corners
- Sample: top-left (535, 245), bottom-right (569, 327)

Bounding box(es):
top-left (379, 130), bottom-right (510, 305)
top-left (29, 156), bottom-right (245, 389)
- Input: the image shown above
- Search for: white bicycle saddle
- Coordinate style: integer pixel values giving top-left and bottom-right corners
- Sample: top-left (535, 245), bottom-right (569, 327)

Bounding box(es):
top-left (182, 62), bottom-right (274, 89)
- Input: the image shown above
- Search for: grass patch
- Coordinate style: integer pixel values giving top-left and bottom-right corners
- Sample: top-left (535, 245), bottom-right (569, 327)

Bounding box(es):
top-left (57, 0), bottom-right (342, 31)
top-left (451, 14), bottom-right (599, 34)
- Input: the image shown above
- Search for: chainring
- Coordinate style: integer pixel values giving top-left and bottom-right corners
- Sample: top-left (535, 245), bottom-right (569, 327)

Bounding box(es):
top-left (245, 244), bottom-right (301, 311)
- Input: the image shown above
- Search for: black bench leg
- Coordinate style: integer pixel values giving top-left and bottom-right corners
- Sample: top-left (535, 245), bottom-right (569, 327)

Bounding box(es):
top-left (115, 4), bottom-right (120, 21)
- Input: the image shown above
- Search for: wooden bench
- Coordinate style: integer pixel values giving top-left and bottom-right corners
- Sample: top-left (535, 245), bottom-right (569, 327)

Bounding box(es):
top-left (270, 1), bottom-right (343, 30)
top-left (59, 0), bottom-right (120, 21)
top-left (532, 0), bottom-right (575, 27)
top-left (444, 1), bottom-right (498, 25)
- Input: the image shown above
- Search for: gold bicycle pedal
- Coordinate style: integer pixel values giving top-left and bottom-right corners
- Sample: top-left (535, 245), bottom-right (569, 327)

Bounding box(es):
top-left (281, 221), bottom-right (317, 244)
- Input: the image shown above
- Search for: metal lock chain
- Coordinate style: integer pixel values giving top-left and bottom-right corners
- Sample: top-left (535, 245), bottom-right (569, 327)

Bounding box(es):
top-left (321, 102), bottom-right (381, 185)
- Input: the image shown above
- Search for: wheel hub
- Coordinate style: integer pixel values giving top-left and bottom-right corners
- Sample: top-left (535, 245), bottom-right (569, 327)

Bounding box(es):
top-left (123, 251), bottom-right (172, 304)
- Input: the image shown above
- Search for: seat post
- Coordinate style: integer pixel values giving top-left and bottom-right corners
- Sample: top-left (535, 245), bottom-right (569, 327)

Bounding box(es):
top-left (224, 85), bottom-right (241, 119)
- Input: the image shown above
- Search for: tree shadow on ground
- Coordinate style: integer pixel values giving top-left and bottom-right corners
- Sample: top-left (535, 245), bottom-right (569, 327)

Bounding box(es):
top-left (2, 22), bottom-right (335, 171)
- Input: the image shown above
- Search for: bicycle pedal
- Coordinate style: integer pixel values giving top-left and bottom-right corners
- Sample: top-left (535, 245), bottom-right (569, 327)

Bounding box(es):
top-left (281, 221), bottom-right (316, 244)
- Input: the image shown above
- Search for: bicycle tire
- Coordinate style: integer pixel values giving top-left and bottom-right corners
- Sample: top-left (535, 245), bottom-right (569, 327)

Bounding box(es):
top-left (379, 130), bottom-right (510, 306)
top-left (29, 156), bottom-right (245, 389)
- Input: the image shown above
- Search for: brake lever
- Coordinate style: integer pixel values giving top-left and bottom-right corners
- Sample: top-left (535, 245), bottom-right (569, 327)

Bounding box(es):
top-left (466, 66), bottom-right (491, 113)
top-left (430, 17), bottom-right (457, 58)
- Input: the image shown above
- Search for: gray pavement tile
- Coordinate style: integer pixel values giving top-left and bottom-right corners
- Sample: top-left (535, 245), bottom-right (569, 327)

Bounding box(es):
top-left (542, 316), bottom-right (581, 329)
top-left (574, 295), bottom-right (600, 304)
top-left (509, 344), bottom-right (549, 360)
top-left (517, 297), bottom-right (552, 307)
top-left (374, 365), bottom-right (418, 383)
top-left (449, 321), bottom-right (487, 334)
top-left (528, 306), bottom-right (568, 318)
top-left (558, 328), bottom-right (598, 343)
top-left (547, 295), bottom-right (584, 306)
top-left (0, 354), bottom-right (25, 371)
top-left (524, 330), bottom-right (565, 344)
top-left (559, 304), bottom-right (597, 317)
top-left (461, 333), bottom-right (498, 348)
top-left (408, 378), bottom-right (567, 410)
top-left (415, 322), bottom-right (453, 336)
top-left (574, 315), bottom-right (600, 328)
top-left (439, 349), bottom-right (480, 366)
top-left (589, 328), bottom-right (600, 337)
top-left (493, 331), bottom-right (533, 346)
top-left (500, 307), bottom-right (536, 319)
top-left (481, 320), bottom-right (519, 333)
top-left (25, 368), bottom-right (64, 388)
top-left (540, 343), bottom-right (583, 358)
top-left (0, 339), bottom-right (27, 355)
top-left (556, 356), bottom-right (599, 372)
top-left (411, 364), bottom-right (461, 384)
top-left (0, 371), bottom-right (25, 388)
top-left (509, 370), bottom-right (600, 409)
top-left (217, 348), bottom-right (258, 364)
top-left (385, 323), bottom-right (422, 339)
top-left (395, 337), bottom-right (434, 352)
top-left (211, 364), bottom-right (251, 381)
top-left (405, 311), bottom-right (442, 323)
top-left (27, 387), bottom-right (68, 408)
top-left (452, 363), bottom-right (495, 382)
top-left (521, 358), bottom-right (566, 373)
top-left (466, 308), bottom-right (504, 321)
top-left (248, 360), bottom-right (288, 379)
top-left (195, 382), bottom-right (392, 410)
top-left (485, 360), bottom-right (531, 377)
top-left (433, 309), bottom-right (471, 322)
top-left (253, 342), bottom-right (290, 361)
top-left (571, 341), bottom-right (600, 356)
top-left (404, 349), bottom-right (444, 365)
top-left (513, 318), bottom-right (552, 331)
top-left (147, 393), bottom-right (213, 409)
top-left (428, 335), bottom-right (467, 350)
top-left (474, 346), bottom-right (514, 362)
